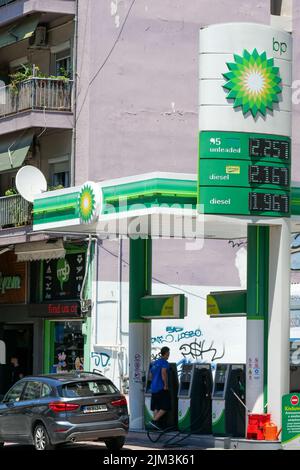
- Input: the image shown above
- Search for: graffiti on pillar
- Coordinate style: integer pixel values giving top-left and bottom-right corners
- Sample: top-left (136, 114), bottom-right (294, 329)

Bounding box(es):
top-left (133, 352), bottom-right (142, 383)
top-left (228, 240), bottom-right (247, 249)
top-left (179, 339), bottom-right (225, 362)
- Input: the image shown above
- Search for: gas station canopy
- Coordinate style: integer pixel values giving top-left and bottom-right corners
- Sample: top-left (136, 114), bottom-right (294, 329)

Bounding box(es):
top-left (32, 172), bottom-right (300, 240)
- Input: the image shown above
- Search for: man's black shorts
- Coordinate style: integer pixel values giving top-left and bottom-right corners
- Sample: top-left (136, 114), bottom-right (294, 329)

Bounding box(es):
top-left (151, 390), bottom-right (171, 411)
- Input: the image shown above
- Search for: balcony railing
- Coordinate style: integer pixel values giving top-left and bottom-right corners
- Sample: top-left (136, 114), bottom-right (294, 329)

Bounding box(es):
top-left (0, 194), bottom-right (32, 228)
top-left (0, 78), bottom-right (73, 118)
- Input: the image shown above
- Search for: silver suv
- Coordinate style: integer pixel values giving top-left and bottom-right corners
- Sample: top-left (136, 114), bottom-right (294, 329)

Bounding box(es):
top-left (0, 372), bottom-right (129, 450)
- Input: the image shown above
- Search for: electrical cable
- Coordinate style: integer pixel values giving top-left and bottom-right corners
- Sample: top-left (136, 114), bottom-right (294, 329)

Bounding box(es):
top-left (80, 234), bottom-right (92, 312)
top-left (37, 106), bottom-right (47, 139)
top-left (99, 245), bottom-right (207, 301)
top-left (76, 0), bottom-right (136, 123)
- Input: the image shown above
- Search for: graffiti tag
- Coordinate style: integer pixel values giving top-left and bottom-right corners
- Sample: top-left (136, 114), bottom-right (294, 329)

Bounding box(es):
top-left (151, 329), bottom-right (202, 345)
top-left (91, 351), bottom-right (111, 368)
top-left (166, 326), bottom-right (184, 333)
top-left (179, 339), bottom-right (225, 362)
top-left (134, 352), bottom-right (142, 383)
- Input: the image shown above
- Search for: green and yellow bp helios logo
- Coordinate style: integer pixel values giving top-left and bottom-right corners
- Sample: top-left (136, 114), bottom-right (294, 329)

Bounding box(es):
top-left (78, 182), bottom-right (101, 224)
top-left (223, 49), bottom-right (282, 118)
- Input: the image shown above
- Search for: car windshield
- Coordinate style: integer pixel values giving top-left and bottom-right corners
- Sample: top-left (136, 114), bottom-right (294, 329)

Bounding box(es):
top-left (61, 380), bottom-right (119, 398)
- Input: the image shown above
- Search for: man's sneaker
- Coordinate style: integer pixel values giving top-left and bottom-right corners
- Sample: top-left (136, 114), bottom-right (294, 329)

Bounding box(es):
top-left (149, 420), bottom-right (161, 431)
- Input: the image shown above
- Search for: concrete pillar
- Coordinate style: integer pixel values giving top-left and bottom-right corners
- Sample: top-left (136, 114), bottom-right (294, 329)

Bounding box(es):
top-left (128, 238), bottom-right (152, 430)
top-left (268, 220), bottom-right (290, 428)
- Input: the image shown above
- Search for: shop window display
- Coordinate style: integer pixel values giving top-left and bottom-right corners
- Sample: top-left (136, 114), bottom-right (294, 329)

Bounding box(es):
top-left (51, 321), bottom-right (84, 373)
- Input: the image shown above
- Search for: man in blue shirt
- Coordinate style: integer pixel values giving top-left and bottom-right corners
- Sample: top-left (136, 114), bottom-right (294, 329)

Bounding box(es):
top-left (149, 347), bottom-right (171, 430)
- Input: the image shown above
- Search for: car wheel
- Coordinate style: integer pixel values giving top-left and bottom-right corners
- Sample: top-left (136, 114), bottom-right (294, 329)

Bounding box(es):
top-left (104, 436), bottom-right (126, 451)
top-left (33, 424), bottom-right (54, 451)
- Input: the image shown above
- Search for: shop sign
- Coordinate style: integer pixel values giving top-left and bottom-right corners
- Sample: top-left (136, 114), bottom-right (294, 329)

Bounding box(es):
top-left (30, 302), bottom-right (82, 318)
top-left (0, 274), bottom-right (21, 293)
top-left (43, 252), bottom-right (86, 301)
top-left (282, 393), bottom-right (300, 449)
top-left (0, 252), bottom-right (26, 304)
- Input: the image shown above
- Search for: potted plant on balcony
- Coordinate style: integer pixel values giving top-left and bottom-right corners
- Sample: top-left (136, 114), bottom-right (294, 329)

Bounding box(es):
top-left (8, 65), bottom-right (71, 112)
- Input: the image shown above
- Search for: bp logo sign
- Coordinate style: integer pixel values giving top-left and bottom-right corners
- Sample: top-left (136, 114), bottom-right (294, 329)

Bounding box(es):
top-left (57, 258), bottom-right (70, 290)
top-left (223, 49), bottom-right (282, 118)
top-left (78, 182), bottom-right (101, 224)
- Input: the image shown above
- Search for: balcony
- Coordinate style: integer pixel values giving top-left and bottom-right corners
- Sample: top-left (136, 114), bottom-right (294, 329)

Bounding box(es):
top-left (0, 78), bottom-right (73, 136)
top-left (0, 1), bottom-right (75, 28)
top-left (0, 78), bottom-right (72, 118)
top-left (0, 194), bottom-right (32, 228)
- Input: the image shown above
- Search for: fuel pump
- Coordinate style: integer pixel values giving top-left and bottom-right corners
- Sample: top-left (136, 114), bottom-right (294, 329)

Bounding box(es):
top-left (212, 363), bottom-right (246, 437)
top-left (178, 363), bottom-right (213, 434)
top-left (144, 362), bottom-right (178, 430)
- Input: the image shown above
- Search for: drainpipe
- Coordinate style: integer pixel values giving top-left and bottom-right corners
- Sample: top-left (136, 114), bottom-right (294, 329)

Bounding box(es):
top-left (70, 0), bottom-right (79, 186)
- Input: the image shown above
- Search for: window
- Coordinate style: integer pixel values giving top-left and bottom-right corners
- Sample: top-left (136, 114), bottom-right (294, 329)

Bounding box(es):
top-left (52, 170), bottom-right (69, 188)
top-left (291, 340), bottom-right (300, 366)
top-left (271, 0), bottom-right (282, 15)
top-left (41, 383), bottom-right (52, 398)
top-left (51, 321), bottom-right (84, 373)
top-left (4, 382), bottom-right (25, 403)
top-left (61, 380), bottom-right (118, 398)
top-left (49, 158), bottom-right (70, 188)
top-left (55, 49), bottom-right (72, 78)
top-left (22, 381), bottom-right (42, 401)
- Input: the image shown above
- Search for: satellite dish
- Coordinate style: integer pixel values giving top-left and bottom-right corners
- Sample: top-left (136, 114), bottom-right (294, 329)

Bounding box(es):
top-left (16, 166), bottom-right (47, 202)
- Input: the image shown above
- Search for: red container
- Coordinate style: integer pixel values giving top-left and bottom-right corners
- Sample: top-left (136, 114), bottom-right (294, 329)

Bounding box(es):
top-left (248, 414), bottom-right (271, 426)
top-left (247, 414), bottom-right (271, 440)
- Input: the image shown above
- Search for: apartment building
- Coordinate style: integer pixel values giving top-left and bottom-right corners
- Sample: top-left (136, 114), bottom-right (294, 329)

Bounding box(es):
top-left (0, 0), bottom-right (297, 399)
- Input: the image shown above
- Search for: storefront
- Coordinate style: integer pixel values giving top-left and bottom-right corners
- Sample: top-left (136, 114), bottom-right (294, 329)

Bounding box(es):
top-left (0, 250), bottom-right (43, 395)
top-left (29, 244), bottom-right (92, 374)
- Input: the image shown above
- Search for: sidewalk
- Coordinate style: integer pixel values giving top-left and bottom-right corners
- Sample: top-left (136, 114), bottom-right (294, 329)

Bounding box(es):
top-left (125, 431), bottom-right (282, 451)
top-left (126, 430), bottom-right (213, 450)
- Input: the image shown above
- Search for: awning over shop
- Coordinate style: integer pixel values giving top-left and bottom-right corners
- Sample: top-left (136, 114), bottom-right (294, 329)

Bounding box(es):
top-left (0, 130), bottom-right (34, 172)
top-left (0, 15), bottom-right (40, 49)
top-left (15, 240), bottom-right (66, 262)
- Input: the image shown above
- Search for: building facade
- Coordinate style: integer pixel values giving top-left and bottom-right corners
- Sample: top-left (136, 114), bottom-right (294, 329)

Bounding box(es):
top-left (0, 0), bottom-right (298, 401)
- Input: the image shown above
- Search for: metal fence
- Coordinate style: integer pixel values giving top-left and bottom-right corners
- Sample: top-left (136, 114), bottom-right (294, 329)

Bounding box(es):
top-left (0, 194), bottom-right (32, 228)
top-left (0, 78), bottom-right (72, 118)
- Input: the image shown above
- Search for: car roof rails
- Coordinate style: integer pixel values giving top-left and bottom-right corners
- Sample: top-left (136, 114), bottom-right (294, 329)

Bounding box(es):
top-left (75, 370), bottom-right (105, 377)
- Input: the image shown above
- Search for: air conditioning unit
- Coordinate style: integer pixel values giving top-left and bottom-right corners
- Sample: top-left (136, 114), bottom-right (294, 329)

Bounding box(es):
top-left (29, 26), bottom-right (48, 48)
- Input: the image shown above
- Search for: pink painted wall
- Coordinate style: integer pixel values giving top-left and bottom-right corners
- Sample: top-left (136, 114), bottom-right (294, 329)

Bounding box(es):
top-left (75, 0), bottom-right (270, 286)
